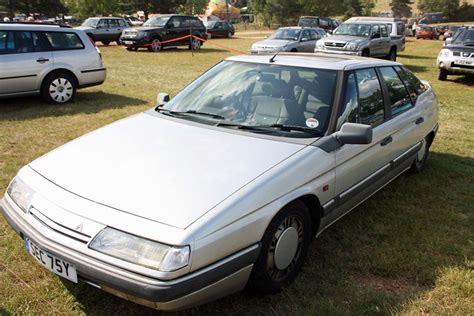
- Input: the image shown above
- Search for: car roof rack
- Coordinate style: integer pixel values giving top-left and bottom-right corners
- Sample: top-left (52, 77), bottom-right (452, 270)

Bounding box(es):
top-left (0, 21), bottom-right (71, 28)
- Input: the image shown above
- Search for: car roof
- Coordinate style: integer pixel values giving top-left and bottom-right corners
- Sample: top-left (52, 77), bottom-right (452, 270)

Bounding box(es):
top-left (347, 17), bottom-right (403, 22)
top-left (226, 53), bottom-right (400, 71)
top-left (86, 17), bottom-right (123, 19)
top-left (0, 23), bottom-right (74, 31)
top-left (343, 20), bottom-right (389, 25)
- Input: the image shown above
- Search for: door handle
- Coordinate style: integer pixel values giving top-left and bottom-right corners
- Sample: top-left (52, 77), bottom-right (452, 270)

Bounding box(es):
top-left (36, 58), bottom-right (49, 63)
top-left (380, 136), bottom-right (393, 146)
top-left (415, 117), bottom-right (424, 125)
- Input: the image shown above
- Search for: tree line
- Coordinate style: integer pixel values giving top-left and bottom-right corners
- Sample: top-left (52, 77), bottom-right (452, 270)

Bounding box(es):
top-left (0, 0), bottom-right (472, 22)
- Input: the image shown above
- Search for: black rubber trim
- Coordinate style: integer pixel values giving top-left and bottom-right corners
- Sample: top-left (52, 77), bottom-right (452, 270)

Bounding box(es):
top-left (78, 80), bottom-right (105, 89)
top-left (0, 74), bottom-right (37, 80)
top-left (80, 68), bottom-right (106, 74)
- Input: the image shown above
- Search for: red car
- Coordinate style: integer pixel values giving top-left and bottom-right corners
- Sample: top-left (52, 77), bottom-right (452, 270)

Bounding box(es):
top-left (416, 25), bottom-right (438, 39)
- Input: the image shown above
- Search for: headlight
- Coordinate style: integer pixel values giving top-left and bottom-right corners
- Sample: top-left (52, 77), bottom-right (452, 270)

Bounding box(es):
top-left (316, 43), bottom-right (325, 50)
top-left (89, 227), bottom-right (190, 272)
top-left (346, 43), bottom-right (359, 51)
top-left (439, 49), bottom-right (452, 57)
top-left (6, 177), bottom-right (35, 213)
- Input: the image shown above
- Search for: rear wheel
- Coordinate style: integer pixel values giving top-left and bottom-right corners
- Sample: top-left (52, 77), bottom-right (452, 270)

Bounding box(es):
top-left (410, 135), bottom-right (432, 174)
top-left (102, 40), bottom-right (110, 45)
top-left (41, 72), bottom-right (76, 104)
top-left (148, 38), bottom-right (162, 52)
top-left (249, 201), bottom-right (312, 293)
top-left (227, 31), bottom-right (233, 38)
top-left (189, 38), bottom-right (201, 50)
top-left (438, 69), bottom-right (448, 81)
top-left (290, 48), bottom-right (298, 52)
top-left (361, 49), bottom-right (370, 57)
top-left (387, 47), bottom-right (397, 61)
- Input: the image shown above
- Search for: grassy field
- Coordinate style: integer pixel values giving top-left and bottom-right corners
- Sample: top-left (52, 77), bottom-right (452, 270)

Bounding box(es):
top-left (0, 34), bottom-right (473, 315)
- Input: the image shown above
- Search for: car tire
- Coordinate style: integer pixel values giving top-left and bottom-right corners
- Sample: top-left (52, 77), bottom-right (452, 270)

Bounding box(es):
top-left (41, 72), bottom-right (77, 104)
top-left (438, 69), bottom-right (448, 81)
top-left (290, 48), bottom-right (298, 52)
top-left (410, 135), bottom-right (432, 174)
top-left (102, 40), bottom-right (110, 46)
top-left (189, 38), bottom-right (202, 51)
top-left (249, 200), bottom-right (312, 294)
top-left (387, 47), bottom-right (397, 61)
top-left (148, 38), bottom-right (162, 52)
top-left (227, 31), bottom-right (232, 38)
top-left (361, 49), bottom-right (370, 57)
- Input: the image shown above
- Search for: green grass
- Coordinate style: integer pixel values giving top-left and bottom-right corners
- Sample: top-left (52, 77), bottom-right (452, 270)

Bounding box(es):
top-left (1, 34), bottom-right (473, 315)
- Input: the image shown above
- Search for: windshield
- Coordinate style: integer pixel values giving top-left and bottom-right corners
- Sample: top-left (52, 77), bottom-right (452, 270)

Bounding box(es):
top-left (269, 28), bottom-right (301, 40)
top-left (161, 61), bottom-right (337, 138)
top-left (453, 29), bottom-right (474, 44)
top-left (334, 23), bottom-right (372, 37)
top-left (205, 21), bottom-right (216, 28)
top-left (298, 18), bottom-right (318, 27)
top-left (81, 18), bottom-right (98, 27)
top-left (143, 16), bottom-right (170, 27)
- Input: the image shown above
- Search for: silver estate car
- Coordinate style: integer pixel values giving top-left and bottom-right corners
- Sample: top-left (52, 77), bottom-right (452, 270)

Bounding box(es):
top-left (1, 54), bottom-right (438, 311)
top-left (251, 27), bottom-right (325, 54)
top-left (0, 23), bottom-right (106, 104)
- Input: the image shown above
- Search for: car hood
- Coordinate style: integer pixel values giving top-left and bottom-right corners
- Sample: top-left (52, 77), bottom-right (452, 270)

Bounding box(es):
top-left (29, 112), bottom-right (305, 229)
top-left (444, 44), bottom-right (474, 52)
top-left (253, 39), bottom-right (295, 48)
top-left (322, 35), bottom-right (367, 43)
top-left (75, 26), bottom-right (94, 32)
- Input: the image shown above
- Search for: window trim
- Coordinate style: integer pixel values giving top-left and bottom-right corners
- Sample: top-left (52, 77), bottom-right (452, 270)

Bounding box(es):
top-left (353, 67), bottom-right (386, 128)
top-left (377, 66), bottom-right (415, 119)
top-left (44, 31), bottom-right (85, 51)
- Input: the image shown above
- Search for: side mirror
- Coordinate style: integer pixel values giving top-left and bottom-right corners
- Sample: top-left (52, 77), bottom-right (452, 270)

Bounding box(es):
top-left (445, 38), bottom-right (452, 45)
top-left (335, 123), bottom-right (373, 145)
top-left (156, 92), bottom-right (170, 107)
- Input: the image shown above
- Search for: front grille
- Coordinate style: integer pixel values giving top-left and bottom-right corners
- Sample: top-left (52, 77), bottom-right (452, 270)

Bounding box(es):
top-left (453, 51), bottom-right (474, 58)
top-left (325, 42), bottom-right (345, 48)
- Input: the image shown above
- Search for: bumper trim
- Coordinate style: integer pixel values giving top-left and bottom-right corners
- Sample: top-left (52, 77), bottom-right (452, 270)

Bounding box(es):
top-left (0, 198), bottom-right (260, 306)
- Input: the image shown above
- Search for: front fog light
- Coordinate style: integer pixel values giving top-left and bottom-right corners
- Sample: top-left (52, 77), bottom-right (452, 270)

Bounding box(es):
top-left (89, 227), bottom-right (190, 271)
top-left (6, 177), bottom-right (35, 212)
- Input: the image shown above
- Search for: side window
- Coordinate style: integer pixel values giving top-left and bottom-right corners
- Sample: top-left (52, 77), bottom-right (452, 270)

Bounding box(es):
top-left (379, 67), bottom-right (413, 116)
top-left (191, 18), bottom-right (202, 27)
top-left (181, 17), bottom-right (192, 28)
top-left (355, 68), bottom-right (385, 127)
top-left (301, 30), bottom-right (310, 41)
top-left (381, 24), bottom-right (388, 37)
top-left (108, 19), bottom-right (119, 28)
top-left (168, 17), bottom-right (181, 28)
top-left (337, 73), bottom-right (359, 130)
top-left (32, 32), bottom-right (51, 52)
top-left (372, 25), bottom-right (380, 38)
top-left (396, 66), bottom-right (427, 99)
top-left (15, 31), bottom-right (34, 53)
top-left (97, 19), bottom-right (108, 28)
top-left (309, 29), bottom-right (319, 40)
top-left (118, 19), bottom-right (127, 27)
top-left (319, 18), bottom-right (329, 27)
top-left (45, 32), bottom-right (84, 50)
top-left (397, 22), bottom-right (405, 35)
top-left (0, 31), bottom-right (15, 54)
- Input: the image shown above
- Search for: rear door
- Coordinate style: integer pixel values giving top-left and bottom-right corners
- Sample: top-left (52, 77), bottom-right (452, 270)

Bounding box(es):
top-left (93, 19), bottom-right (109, 41)
top-left (106, 19), bottom-right (122, 41)
top-left (0, 30), bottom-right (53, 95)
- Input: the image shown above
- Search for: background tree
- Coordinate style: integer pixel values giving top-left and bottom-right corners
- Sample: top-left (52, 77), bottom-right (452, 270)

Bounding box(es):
top-left (390, 0), bottom-right (413, 17)
top-left (344, 0), bottom-right (363, 19)
top-left (418, 0), bottom-right (460, 19)
top-left (177, 0), bottom-right (208, 14)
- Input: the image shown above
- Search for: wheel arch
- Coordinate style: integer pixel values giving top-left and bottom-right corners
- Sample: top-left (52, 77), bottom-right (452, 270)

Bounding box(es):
top-left (293, 194), bottom-right (322, 237)
top-left (41, 68), bottom-right (79, 91)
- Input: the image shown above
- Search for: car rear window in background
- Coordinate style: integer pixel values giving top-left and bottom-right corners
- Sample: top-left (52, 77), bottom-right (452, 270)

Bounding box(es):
top-left (45, 32), bottom-right (84, 50)
top-left (379, 67), bottom-right (413, 116)
top-left (355, 68), bottom-right (385, 127)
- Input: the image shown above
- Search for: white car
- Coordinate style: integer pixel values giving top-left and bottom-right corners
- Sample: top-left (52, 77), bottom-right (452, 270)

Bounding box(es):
top-left (0, 23), bottom-right (106, 103)
top-left (1, 53), bottom-right (438, 311)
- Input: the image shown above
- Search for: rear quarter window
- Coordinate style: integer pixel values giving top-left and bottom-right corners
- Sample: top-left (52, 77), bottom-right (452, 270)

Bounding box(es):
top-left (45, 32), bottom-right (84, 50)
top-left (396, 66), bottom-right (427, 100)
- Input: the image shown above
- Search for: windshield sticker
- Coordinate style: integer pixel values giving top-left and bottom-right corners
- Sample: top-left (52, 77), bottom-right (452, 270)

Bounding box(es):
top-left (306, 118), bottom-right (319, 129)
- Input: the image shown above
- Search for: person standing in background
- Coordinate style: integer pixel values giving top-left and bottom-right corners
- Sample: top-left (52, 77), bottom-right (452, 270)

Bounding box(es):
top-left (412, 20), bottom-right (417, 37)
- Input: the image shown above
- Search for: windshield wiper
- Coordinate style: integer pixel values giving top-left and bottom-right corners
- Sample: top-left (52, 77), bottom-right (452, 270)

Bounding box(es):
top-left (155, 108), bottom-right (225, 120)
top-left (216, 122), bottom-right (321, 135)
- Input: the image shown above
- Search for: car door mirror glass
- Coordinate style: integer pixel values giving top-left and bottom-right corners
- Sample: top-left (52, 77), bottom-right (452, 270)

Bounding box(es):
top-left (336, 123), bottom-right (373, 145)
top-left (156, 92), bottom-right (170, 107)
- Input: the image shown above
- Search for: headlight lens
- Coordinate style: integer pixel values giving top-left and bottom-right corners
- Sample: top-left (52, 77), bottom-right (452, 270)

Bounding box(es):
top-left (6, 177), bottom-right (34, 213)
top-left (347, 43), bottom-right (359, 51)
top-left (89, 227), bottom-right (190, 272)
top-left (316, 43), bottom-right (325, 50)
top-left (440, 48), bottom-right (452, 57)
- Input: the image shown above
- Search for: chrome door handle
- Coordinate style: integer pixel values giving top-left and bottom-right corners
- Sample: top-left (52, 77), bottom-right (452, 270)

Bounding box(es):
top-left (36, 58), bottom-right (49, 63)
top-left (380, 136), bottom-right (393, 146)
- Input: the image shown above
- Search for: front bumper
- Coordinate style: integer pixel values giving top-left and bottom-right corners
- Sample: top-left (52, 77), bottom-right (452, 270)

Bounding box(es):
top-left (314, 49), bottom-right (361, 56)
top-left (0, 197), bottom-right (259, 311)
top-left (437, 57), bottom-right (474, 75)
top-left (120, 37), bottom-right (149, 47)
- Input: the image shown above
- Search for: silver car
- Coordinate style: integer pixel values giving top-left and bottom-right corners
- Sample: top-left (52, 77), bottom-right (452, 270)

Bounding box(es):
top-left (1, 54), bottom-right (438, 311)
top-left (75, 17), bottom-right (129, 45)
top-left (0, 23), bottom-right (106, 104)
top-left (251, 27), bottom-right (325, 54)
top-left (437, 28), bottom-right (474, 80)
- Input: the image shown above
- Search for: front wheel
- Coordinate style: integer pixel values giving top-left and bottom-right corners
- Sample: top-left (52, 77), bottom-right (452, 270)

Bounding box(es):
top-left (148, 38), bottom-right (162, 52)
top-left (249, 200), bottom-right (312, 293)
top-left (189, 38), bottom-right (202, 50)
top-left (361, 49), bottom-right (370, 57)
top-left (102, 40), bottom-right (110, 46)
top-left (438, 69), bottom-right (448, 81)
top-left (41, 72), bottom-right (76, 104)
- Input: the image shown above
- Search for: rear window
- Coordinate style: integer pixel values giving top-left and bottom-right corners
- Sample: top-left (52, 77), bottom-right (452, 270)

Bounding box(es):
top-left (45, 32), bottom-right (84, 50)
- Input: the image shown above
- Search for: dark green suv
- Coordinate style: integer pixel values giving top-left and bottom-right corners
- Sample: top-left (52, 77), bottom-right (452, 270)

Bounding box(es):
top-left (120, 14), bottom-right (207, 52)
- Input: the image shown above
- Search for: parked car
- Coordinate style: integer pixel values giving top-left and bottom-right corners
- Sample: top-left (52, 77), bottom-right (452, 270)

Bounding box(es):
top-left (75, 17), bottom-right (129, 45)
top-left (205, 21), bottom-right (234, 38)
top-left (0, 23), bottom-right (106, 104)
top-left (297, 16), bottom-right (339, 32)
top-left (346, 17), bottom-right (406, 52)
top-left (416, 25), bottom-right (438, 40)
top-left (120, 14), bottom-right (207, 52)
top-left (315, 21), bottom-right (398, 60)
top-left (443, 25), bottom-right (461, 39)
top-left (437, 27), bottom-right (474, 80)
top-left (251, 27), bottom-right (325, 54)
top-left (1, 53), bottom-right (438, 311)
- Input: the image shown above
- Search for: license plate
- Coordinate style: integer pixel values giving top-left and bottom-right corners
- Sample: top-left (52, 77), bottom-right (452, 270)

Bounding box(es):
top-left (24, 236), bottom-right (78, 283)
top-left (455, 60), bottom-right (473, 65)
top-left (123, 41), bottom-right (133, 45)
